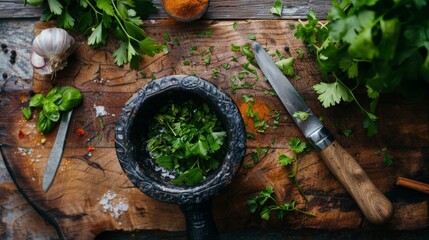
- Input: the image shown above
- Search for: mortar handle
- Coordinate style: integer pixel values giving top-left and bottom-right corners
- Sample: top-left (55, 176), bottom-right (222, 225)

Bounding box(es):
top-left (180, 201), bottom-right (219, 240)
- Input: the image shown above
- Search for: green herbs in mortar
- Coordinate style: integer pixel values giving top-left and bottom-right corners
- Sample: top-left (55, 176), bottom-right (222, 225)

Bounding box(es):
top-left (145, 100), bottom-right (227, 186)
top-left (294, 0), bottom-right (429, 136)
top-left (22, 86), bottom-right (83, 133)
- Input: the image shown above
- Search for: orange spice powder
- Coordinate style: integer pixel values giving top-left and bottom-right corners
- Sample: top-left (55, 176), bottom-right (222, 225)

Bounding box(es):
top-left (239, 98), bottom-right (271, 135)
top-left (164, 0), bottom-right (209, 19)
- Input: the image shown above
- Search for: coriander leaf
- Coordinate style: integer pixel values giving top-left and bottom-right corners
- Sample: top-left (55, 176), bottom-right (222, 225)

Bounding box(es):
top-left (22, 107), bottom-right (32, 120)
top-left (261, 206), bottom-right (272, 220)
top-left (258, 186), bottom-right (274, 205)
top-left (155, 155), bottom-right (174, 169)
top-left (58, 10), bottom-right (75, 29)
top-left (113, 42), bottom-right (129, 66)
top-left (138, 37), bottom-right (163, 57)
top-left (247, 34), bottom-right (257, 40)
top-left (275, 57), bottom-right (295, 77)
top-left (289, 137), bottom-right (306, 154)
top-left (293, 111), bottom-right (311, 121)
top-left (231, 44), bottom-right (241, 52)
top-left (47, 0), bottom-right (63, 15)
top-left (363, 117), bottom-right (378, 136)
top-left (270, 0), bottom-right (283, 16)
top-left (242, 95), bottom-right (255, 103)
top-left (379, 17), bottom-right (401, 61)
top-left (233, 21), bottom-right (238, 30)
top-left (343, 129), bottom-right (352, 137)
top-left (222, 63), bottom-right (231, 69)
top-left (384, 151), bottom-right (394, 166)
top-left (247, 196), bottom-right (258, 213)
top-left (313, 81), bottom-right (353, 108)
top-left (124, 20), bottom-right (146, 40)
top-left (88, 23), bottom-right (103, 45)
top-left (96, 0), bottom-right (115, 16)
top-left (204, 55), bottom-right (211, 65)
top-left (162, 33), bottom-right (171, 42)
top-left (128, 42), bottom-right (138, 61)
top-left (278, 154), bottom-right (294, 166)
top-left (186, 168), bottom-right (204, 186)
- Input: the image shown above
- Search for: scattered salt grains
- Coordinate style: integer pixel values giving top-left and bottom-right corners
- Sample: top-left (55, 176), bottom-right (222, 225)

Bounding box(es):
top-left (93, 78), bottom-right (111, 84)
top-left (99, 190), bottom-right (129, 220)
top-left (94, 104), bottom-right (109, 117)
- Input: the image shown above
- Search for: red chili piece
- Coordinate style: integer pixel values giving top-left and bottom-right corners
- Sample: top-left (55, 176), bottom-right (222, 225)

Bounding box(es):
top-left (77, 128), bottom-right (85, 136)
top-left (18, 130), bottom-right (25, 139)
top-left (88, 146), bottom-right (95, 152)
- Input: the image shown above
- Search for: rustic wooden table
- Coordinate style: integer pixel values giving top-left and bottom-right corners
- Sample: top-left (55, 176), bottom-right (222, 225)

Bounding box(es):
top-left (1, 1), bottom-right (428, 239)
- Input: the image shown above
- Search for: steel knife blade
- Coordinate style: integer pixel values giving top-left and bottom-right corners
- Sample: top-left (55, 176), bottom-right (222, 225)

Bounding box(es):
top-left (42, 110), bottom-right (73, 192)
top-left (252, 41), bottom-right (393, 224)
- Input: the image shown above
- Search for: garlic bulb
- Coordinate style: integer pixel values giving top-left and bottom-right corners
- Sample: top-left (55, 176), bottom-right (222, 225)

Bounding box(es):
top-left (31, 28), bottom-right (75, 76)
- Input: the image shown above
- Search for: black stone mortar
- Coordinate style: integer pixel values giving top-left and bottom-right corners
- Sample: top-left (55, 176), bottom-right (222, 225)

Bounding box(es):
top-left (115, 75), bottom-right (246, 240)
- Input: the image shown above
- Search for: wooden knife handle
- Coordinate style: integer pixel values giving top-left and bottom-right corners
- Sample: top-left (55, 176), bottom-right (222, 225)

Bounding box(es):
top-left (319, 140), bottom-right (393, 224)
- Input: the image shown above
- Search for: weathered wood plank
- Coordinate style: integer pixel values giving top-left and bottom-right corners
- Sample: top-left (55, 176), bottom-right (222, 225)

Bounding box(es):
top-left (1, 19), bottom-right (428, 240)
top-left (0, 0), bottom-right (331, 20)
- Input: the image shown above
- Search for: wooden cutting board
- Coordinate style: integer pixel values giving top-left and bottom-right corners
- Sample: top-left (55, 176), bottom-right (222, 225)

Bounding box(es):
top-left (1, 20), bottom-right (428, 239)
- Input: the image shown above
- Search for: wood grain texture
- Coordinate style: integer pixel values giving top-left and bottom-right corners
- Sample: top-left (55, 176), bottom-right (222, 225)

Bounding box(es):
top-left (0, 0), bottom-right (331, 20)
top-left (319, 141), bottom-right (393, 224)
top-left (0, 19), bottom-right (428, 240)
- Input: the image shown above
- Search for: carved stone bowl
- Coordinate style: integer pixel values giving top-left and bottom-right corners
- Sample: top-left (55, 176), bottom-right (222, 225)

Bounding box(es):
top-left (115, 75), bottom-right (246, 239)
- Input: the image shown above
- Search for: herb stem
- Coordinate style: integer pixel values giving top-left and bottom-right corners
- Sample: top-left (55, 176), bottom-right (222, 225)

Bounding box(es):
top-left (110, 0), bottom-right (139, 43)
top-left (295, 208), bottom-right (316, 217)
top-left (291, 159), bottom-right (309, 202)
top-left (334, 73), bottom-right (376, 120)
top-left (84, 0), bottom-right (102, 22)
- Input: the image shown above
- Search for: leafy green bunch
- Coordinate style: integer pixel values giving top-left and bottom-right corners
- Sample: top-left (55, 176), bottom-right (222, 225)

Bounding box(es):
top-left (295, 0), bottom-right (429, 136)
top-left (22, 86), bottom-right (83, 133)
top-left (146, 100), bottom-right (227, 186)
top-left (25, 0), bottom-right (162, 69)
top-left (247, 186), bottom-right (315, 220)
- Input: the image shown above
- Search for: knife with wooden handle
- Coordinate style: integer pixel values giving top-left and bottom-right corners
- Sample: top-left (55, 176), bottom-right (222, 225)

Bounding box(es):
top-left (42, 110), bottom-right (73, 192)
top-left (252, 42), bottom-right (393, 224)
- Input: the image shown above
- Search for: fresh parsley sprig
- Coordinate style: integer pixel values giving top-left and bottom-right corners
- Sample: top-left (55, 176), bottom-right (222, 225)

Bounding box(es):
top-left (279, 137), bottom-right (312, 202)
top-left (26, 0), bottom-right (162, 70)
top-left (247, 186), bottom-right (315, 220)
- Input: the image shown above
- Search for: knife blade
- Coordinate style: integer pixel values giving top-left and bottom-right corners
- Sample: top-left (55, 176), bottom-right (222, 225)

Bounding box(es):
top-left (252, 41), bottom-right (393, 224)
top-left (42, 110), bottom-right (73, 192)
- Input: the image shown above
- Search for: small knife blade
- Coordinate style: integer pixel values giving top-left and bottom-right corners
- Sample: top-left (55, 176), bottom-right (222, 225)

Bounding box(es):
top-left (42, 110), bottom-right (73, 192)
top-left (252, 42), bottom-right (333, 151)
top-left (252, 41), bottom-right (393, 224)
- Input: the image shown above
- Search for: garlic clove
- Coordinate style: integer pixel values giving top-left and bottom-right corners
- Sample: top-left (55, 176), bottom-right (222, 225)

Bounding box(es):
top-left (30, 50), bottom-right (46, 69)
top-left (31, 27), bottom-right (75, 76)
top-left (33, 28), bottom-right (75, 58)
top-left (37, 63), bottom-right (54, 75)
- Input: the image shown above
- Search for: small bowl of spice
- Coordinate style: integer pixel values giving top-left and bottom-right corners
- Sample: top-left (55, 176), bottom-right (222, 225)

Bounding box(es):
top-left (161, 0), bottom-right (210, 22)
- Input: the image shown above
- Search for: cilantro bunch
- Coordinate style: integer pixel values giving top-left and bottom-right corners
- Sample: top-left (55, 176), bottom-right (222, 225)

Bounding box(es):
top-left (295, 0), bottom-right (429, 136)
top-left (25, 0), bottom-right (162, 69)
top-left (145, 100), bottom-right (227, 186)
top-left (247, 186), bottom-right (315, 220)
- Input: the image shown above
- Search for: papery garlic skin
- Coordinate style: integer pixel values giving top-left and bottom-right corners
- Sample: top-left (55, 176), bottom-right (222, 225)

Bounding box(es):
top-left (31, 28), bottom-right (75, 76)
